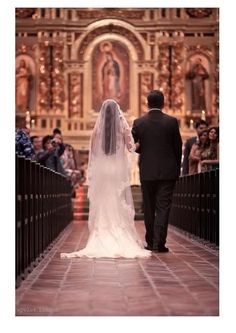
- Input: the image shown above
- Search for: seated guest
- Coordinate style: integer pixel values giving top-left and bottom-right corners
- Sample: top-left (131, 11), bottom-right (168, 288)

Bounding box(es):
top-left (199, 126), bottom-right (219, 172)
top-left (189, 130), bottom-right (209, 175)
top-left (37, 135), bottom-right (66, 175)
top-left (15, 125), bottom-right (34, 158)
top-left (52, 128), bottom-right (65, 157)
top-left (182, 120), bottom-right (208, 175)
top-left (30, 135), bottom-right (42, 161)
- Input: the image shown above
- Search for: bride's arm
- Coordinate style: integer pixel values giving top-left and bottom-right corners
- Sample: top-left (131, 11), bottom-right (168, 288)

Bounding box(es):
top-left (121, 117), bottom-right (136, 152)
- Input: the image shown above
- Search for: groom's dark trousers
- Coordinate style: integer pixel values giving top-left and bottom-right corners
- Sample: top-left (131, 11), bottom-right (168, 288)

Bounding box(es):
top-left (141, 179), bottom-right (175, 248)
top-left (132, 109), bottom-right (182, 248)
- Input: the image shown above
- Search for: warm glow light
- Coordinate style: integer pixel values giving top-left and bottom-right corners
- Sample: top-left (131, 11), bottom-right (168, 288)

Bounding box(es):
top-left (201, 110), bottom-right (206, 120)
top-left (190, 119), bottom-right (194, 130)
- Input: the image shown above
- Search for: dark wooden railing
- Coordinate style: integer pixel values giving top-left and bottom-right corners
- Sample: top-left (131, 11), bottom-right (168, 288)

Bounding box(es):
top-left (16, 154), bottom-right (73, 287)
top-left (169, 169), bottom-right (219, 246)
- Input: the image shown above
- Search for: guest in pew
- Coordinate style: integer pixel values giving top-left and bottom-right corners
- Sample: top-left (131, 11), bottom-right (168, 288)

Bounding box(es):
top-left (199, 126), bottom-right (219, 172)
top-left (30, 135), bottom-right (42, 161)
top-left (37, 135), bottom-right (66, 175)
top-left (188, 129), bottom-right (209, 175)
top-left (182, 119), bottom-right (208, 175)
top-left (52, 127), bottom-right (65, 157)
top-left (15, 123), bottom-right (34, 159)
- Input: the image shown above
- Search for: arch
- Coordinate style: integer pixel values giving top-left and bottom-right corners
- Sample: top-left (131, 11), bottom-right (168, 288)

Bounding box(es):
top-left (185, 52), bottom-right (212, 113)
top-left (83, 33), bottom-right (139, 62)
top-left (72, 19), bottom-right (147, 61)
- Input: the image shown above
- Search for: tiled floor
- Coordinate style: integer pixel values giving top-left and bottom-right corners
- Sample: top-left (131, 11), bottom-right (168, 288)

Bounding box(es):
top-left (16, 221), bottom-right (219, 316)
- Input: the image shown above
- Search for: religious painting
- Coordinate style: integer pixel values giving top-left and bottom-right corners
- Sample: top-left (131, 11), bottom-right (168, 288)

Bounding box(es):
top-left (185, 54), bottom-right (211, 114)
top-left (15, 55), bottom-right (36, 113)
top-left (92, 41), bottom-right (129, 112)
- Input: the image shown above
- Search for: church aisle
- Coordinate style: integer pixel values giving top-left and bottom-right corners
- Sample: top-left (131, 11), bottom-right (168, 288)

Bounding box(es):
top-left (16, 222), bottom-right (219, 316)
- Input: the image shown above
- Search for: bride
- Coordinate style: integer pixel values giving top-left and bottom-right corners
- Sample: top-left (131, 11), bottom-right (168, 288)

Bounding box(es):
top-left (61, 99), bottom-right (151, 258)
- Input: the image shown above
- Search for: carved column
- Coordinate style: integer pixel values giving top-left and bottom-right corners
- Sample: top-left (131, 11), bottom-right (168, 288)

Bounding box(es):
top-left (171, 41), bottom-right (184, 113)
top-left (69, 72), bottom-right (82, 117)
top-left (38, 40), bottom-right (51, 112)
top-left (156, 42), bottom-right (171, 109)
top-left (51, 41), bottom-right (65, 112)
top-left (139, 72), bottom-right (153, 115)
top-left (213, 41), bottom-right (219, 115)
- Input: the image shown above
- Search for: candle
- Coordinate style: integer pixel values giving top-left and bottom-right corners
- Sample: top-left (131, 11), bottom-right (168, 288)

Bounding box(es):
top-left (31, 119), bottom-right (35, 129)
top-left (201, 110), bottom-right (206, 121)
top-left (25, 110), bottom-right (31, 129)
top-left (190, 119), bottom-right (194, 130)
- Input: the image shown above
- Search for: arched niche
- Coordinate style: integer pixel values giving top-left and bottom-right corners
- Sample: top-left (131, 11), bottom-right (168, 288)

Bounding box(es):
top-left (15, 54), bottom-right (36, 114)
top-left (185, 53), bottom-right (212, 115)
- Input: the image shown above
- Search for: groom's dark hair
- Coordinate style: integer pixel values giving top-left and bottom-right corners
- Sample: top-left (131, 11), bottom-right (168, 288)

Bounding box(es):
top-left (147, 90), bottom-right (164, 109)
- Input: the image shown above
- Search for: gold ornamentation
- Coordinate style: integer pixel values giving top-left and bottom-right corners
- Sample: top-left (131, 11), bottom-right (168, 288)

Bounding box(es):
top-left (38, 42), bottom-right (51, 111)
top-left (186, 8), bottom-right (212, 18)
top-left (52, 44), bottom-right (65, 111)
top-left (156, 42), bottom-right (170, 108)
top-left (140, 72), bottom-right (153, 115)
top-left (171, 42), bottom-right (184, 112)
top-left (69, 73), bottom-right (82, 117)
top-left (16, 8), bottom-right (36, 19)
top-left (76, 9), bottom-right (145, 20)
top-left (77, 26), bottom-right (144, 61)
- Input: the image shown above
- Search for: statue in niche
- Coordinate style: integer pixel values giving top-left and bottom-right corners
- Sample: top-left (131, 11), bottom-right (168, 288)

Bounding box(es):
top-left (186, 57), bottom-right (209, 111)
top-left (16, 59), bottom-right (32, 111)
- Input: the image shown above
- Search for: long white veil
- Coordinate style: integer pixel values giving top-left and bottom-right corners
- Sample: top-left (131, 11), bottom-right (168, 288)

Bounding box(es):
top-left (86, 99), bottom-right (143, 247)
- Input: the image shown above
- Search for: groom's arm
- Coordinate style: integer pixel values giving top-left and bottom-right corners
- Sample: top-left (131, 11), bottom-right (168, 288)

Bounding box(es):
top-left (173, 119), bottom-right (183, 175)
top-left (131, 120), bottom-right (141, 154)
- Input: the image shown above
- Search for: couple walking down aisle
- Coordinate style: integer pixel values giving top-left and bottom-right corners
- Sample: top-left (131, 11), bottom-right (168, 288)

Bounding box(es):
top-left (61, 90), bottom-right (182, 259)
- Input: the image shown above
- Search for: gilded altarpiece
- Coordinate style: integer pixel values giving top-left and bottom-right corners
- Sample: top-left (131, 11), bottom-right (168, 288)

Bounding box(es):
top-left (16, 8), bottom-right (219, 148)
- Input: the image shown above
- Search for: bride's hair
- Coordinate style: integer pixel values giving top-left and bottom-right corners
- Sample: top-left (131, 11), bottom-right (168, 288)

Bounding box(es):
top-left (104, 104), bottom-right (116, 155)
top-left (101, 100), bottom-right (120, 156)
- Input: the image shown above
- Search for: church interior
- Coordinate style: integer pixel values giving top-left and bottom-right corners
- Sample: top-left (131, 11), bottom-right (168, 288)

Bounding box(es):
top-left (15, 8), bottom-right (220, 318)
top-left (16, 7), bottom-right (219, 150)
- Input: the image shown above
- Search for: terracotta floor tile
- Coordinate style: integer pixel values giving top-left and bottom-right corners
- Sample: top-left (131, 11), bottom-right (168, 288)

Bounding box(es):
top-left (16, 222), bottom-right (219, 316)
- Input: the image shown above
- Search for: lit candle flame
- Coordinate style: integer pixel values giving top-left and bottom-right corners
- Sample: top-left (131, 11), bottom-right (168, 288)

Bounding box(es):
top-left (201, 110), bottom-right (206, 120)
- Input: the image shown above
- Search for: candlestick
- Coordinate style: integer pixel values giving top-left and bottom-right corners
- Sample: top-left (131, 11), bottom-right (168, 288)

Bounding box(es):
top-left (190, 119), bottom-right (194, 131)
top-left (31, 119), bottom-right (35, 129)
top-left (201, 110), bottom-right (206, 121)
top-left (25, 110), bottom-right (31, 129)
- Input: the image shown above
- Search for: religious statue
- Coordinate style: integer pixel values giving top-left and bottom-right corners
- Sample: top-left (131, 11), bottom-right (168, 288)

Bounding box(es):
top-left (186, 57), bottom-right (209, 111)
top-left (16, 59), bottom-right (31, 111)
top-left (102, 52), bottom-right (121, 100)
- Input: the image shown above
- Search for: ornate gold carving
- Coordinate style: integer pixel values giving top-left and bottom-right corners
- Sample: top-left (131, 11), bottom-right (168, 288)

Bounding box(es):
top-left (16, 8), bottom-right (36, 19)
top-left (77, 26), bottom-right (144, 61)
top-left (69, 72), bottom-right (82, 117)
top-left (187, 44), bottom-right (213, 56)
top-left (186, 8), bottom-right (212, 18)
top-left (16, 43), bottom-right (37, 56)
top-left (76, 9), bottom-right (145, 20)
top-left (171, 42), bottom-right (185, 112)
top-left (156, 43), bottom-right (170, 108)
top-left (213, 41), bottom-right (219, 114)
top-left (38, 42), bottom-right (51, 111)
top-left (52, 43), bottom-right (65, 111)
top-left (140, 72), bottom-right (153, 115)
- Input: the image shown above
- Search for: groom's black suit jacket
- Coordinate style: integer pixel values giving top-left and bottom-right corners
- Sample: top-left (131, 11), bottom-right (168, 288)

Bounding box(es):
top-left (132, 109), bottom-right (183, 181)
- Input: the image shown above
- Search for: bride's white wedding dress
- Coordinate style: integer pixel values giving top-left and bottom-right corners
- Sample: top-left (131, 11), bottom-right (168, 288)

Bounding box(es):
top-left (61, 99), bottom-right (151, 259)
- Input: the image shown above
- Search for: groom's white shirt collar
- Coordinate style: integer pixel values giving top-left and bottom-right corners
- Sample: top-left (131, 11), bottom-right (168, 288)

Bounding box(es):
top-left (148, 108), bottom-right (162, 112)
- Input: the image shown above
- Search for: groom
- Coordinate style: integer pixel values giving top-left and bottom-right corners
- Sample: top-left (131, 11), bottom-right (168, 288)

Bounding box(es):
top-left (132, 90), bottom-right (182, 252)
